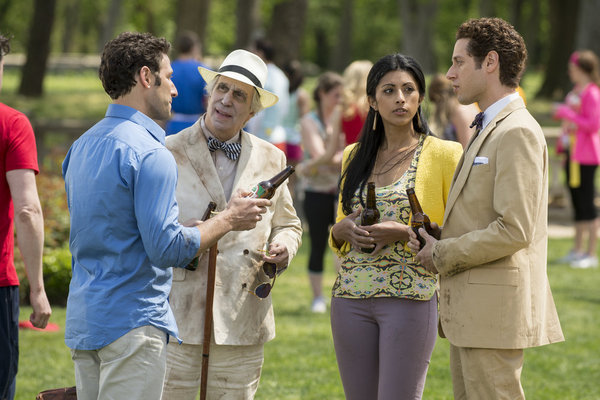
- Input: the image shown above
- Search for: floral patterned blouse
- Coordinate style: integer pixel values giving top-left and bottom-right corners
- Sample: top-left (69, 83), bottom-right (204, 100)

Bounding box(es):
top-left (331, 135), bottom-right (437, 300)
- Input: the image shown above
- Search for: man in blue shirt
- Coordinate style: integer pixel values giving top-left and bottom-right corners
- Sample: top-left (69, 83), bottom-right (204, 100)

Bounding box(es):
top-left (62, 32), bottom-right (270, 400)
top-left (165, 31), bottom-right (208, 135)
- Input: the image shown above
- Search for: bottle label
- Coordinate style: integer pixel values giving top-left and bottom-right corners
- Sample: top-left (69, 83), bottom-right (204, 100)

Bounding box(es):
top-left (249, 184), bottom-right (266, 198)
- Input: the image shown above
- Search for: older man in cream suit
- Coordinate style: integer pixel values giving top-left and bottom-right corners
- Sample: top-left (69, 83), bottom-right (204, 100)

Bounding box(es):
top-left (162, 50), bottom-right (302, 399)
top-left (410, 18), bottom-right (564, 399)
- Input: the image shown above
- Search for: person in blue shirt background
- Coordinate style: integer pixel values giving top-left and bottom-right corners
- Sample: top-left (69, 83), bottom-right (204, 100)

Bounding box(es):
top-left (62, 32), bottom-right (270, 400)
top-left (165, 31), bottom-right (208, 135)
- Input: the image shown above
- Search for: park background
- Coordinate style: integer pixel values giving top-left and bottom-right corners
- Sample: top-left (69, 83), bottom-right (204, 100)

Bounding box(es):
top-left (1, 0), bottom-right (599, 398)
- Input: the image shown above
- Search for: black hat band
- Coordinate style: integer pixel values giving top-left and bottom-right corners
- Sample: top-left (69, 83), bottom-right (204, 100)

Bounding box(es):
top-left (218, 65), bottom-right (263, 89)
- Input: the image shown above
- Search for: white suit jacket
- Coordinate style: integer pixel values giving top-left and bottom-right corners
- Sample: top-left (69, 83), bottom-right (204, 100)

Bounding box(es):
top-left (166, 120), bottom-right (302, 345)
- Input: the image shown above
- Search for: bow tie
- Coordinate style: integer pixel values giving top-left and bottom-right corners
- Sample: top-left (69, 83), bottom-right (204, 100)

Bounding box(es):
top-left (470, 112), bottom-right (484, 131)
top-left (207, 136), bottom-right (242, 160)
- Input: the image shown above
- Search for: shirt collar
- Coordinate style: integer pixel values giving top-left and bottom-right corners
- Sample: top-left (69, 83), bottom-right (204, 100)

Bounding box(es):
top-left (200, 115), bottom-right (241, 144)
top-left (480, 91), bottom-right (521, 131)
top-left (105, 104), bottom-right (166, 145)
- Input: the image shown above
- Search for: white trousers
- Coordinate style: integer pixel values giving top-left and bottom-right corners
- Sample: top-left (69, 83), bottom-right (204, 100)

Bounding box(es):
top-left (71, 325), bottom-right (167, 400)
top-left (162, 337), bottom-right (264, 400)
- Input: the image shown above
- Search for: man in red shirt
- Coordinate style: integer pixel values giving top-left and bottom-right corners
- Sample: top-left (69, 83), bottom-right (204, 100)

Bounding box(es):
top-left (0, 34), bottom-right (51, 400)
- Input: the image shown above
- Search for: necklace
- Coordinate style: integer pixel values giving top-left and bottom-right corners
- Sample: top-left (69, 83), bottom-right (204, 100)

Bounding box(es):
top-left (373, 142), bottom-right (418, 176)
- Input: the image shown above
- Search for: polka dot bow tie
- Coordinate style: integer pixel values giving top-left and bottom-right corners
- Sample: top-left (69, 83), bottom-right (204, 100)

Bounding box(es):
top-left (207, 136), bottom-right (242, 160)
top-left (470, 112), bottom-right (484, 131)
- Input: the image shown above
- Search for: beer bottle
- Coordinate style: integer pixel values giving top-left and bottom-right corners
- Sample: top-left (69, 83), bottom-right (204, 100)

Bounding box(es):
top-left (185, 201), bottom-right (217, 271)
top-left (406, 187), bottom-right (434, 250)
top-left (248, 166), bottom-right (295, 199)
top-left (360, 182), bottom-right (380, 253)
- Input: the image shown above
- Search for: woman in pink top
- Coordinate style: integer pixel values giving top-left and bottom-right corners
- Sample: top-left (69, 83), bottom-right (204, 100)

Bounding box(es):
top-left (554, 50), bottom-right (600, 268)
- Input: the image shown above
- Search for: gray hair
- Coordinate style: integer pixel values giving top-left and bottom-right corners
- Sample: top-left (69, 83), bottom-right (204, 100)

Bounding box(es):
top-left (206, 77), bottom-right (264, 114)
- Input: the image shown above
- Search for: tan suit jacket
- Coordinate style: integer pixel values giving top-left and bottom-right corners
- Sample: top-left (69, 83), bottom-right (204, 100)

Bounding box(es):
top-left (166, 120), bottom-right (302, 346)
top-left (433, 97), bottom-right (564, 349)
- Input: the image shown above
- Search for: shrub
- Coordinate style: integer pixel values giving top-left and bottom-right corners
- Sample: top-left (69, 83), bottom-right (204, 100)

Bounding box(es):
top-left (37, 152), bottom-right (71, 249)
top-left (19, 244), bottom-right (72, 307)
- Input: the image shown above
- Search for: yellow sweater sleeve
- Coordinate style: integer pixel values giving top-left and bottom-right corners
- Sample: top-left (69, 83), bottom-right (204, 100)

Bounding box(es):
top-left (414, 136), bottom-right (463, 226)
top-left (329, 144), bottom-right (357, 257)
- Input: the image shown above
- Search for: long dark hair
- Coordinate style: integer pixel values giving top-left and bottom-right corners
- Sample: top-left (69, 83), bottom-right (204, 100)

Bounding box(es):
top-left (340, 53), bottom-right (429, 215)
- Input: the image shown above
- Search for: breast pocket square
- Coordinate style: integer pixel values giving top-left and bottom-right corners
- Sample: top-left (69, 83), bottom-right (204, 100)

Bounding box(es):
top-left (473, 156), bottom-right (489, 165)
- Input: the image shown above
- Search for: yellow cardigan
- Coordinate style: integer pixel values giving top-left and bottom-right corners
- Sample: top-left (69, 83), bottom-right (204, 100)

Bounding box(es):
top-left (329, 135), bottom-right (463, 256)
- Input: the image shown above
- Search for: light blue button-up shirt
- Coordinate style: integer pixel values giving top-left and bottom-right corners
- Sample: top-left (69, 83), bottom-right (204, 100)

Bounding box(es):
top-left (62, 104), bottom-right (201, 350)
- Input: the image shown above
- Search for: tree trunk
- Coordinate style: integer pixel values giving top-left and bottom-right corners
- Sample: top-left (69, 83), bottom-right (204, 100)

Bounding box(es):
top-left (479, 0), bottom-right (495, 16)
top-left (235, 0), bottom-right (261, 50)
top-left (398, 0), bottom-right (438, 74)
top-left (521, 0), bottom-right (542, 67)
top-left (314, 27), bottom-right (330, 70)
top-left (576, 0), bottom-right (600, 57)
top-left (175, 0), bottom-right (211, 53)
top-left (144, 6), bottom-right (157, 34)
top-left (329, 0), bottom-right (353, 71)
top-left (536, 0), bottom-right (580, 99)
top-left (268, 0), bottom-right (308, 68)
top-left (18, 0), bottom-right (57, 97)
top-left (510, 0), bottom-right (526, 32)
top-left (97, 0), bottom-right (122, 52)
top-left (0, 0), bottom-right (15, 28)
top-left (61, 0), bottom-right (80, 53)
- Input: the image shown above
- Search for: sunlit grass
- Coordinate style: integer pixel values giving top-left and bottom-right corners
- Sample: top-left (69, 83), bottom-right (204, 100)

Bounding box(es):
top-left (1, 69), bottom-right (109, 121)
top-left (16, 236), bottom-right (600, 399)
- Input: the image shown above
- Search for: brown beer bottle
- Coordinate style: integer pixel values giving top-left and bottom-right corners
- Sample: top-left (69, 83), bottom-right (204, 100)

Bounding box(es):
top-left (360, 182), bottom-right (380, 253)
top-left (248, 166), bottom-right (295, 199)
top-left (185, 201), bottom-right (217, 271)
top-left (406, 187), bottom-right (434, 250)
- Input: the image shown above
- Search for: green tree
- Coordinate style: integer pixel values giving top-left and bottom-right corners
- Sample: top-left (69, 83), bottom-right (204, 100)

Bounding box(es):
top-left (398, 0), bottom-right (438, 73)
top-left (536, 0), bottom-right (580, 99)
top-left (268, 0), bottom-right (308, 67)
top-left (18, 0), bottom-right (57, 97)
top-left (174, 0), bottom-right (211, 53)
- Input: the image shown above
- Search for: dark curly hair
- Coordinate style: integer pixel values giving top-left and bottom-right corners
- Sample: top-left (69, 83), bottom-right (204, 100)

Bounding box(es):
top-left (0, 34), bottom-right (10, 62)
top-left (99, 32), bottom-right (171, 99)
top-left (340, 53), bottom-right (430, 215)
top-left (456, 17), bottom-right (527, 89)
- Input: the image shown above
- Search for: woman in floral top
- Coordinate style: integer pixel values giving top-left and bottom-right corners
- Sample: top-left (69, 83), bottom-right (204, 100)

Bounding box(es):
top-left (329, 54), bottom-right (462, 399)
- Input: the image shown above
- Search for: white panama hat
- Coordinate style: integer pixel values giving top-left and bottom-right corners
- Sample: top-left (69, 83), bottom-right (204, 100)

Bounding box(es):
top-left (198, 49), bottom-right (278, 109)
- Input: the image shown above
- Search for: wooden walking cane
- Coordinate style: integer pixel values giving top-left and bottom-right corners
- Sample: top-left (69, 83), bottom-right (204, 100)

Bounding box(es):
top-left (199, 201), bottom-right (218, 400)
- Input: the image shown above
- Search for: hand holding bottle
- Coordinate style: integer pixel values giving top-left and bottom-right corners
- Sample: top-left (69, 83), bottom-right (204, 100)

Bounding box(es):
top-left (407, 224), bottom-right (439, 274)
top-left (220, 190), bottom-right (271, 231)
top-left (331, 208), bottom-right (372, 251)
top-left (406, 187), bottom-right (437, 249)
top-left (359, 182), bottom-right (380, 253)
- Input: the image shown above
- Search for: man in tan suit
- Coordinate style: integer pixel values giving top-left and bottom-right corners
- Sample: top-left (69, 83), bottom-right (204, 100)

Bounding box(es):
top-left (162, 50), bottom-right (302, 399)
top-left (409, 18), bottom-right (564, 399)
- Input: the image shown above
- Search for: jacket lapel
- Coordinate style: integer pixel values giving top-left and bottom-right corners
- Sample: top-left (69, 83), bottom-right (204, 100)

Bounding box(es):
top-left (443, 98), bottom-right (525, 219)
top-left (231, 130), bottom-right (256, 194)
top-left (183, 123), bottom-right (228, 208)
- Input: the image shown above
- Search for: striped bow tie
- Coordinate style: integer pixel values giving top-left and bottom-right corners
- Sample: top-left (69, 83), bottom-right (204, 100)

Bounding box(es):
top-left (207, 136), bottom-right (242, 160)
top-left (470, 112), bottom-right (484, 131)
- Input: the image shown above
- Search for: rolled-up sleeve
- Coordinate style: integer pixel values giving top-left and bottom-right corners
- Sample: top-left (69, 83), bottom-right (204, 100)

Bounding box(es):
top-left (134, 147), bottom-right (201, 268)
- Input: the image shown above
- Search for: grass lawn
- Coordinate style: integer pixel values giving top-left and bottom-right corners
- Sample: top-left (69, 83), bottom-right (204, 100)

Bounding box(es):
top-left (15, 236), bottom-right (600, 399)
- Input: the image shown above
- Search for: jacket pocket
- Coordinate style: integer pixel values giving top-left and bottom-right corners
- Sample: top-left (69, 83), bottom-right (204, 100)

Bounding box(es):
top-left (172, 267), bottom-right (187, 282)
top-left (467, 267), bottom-right (519, 286)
